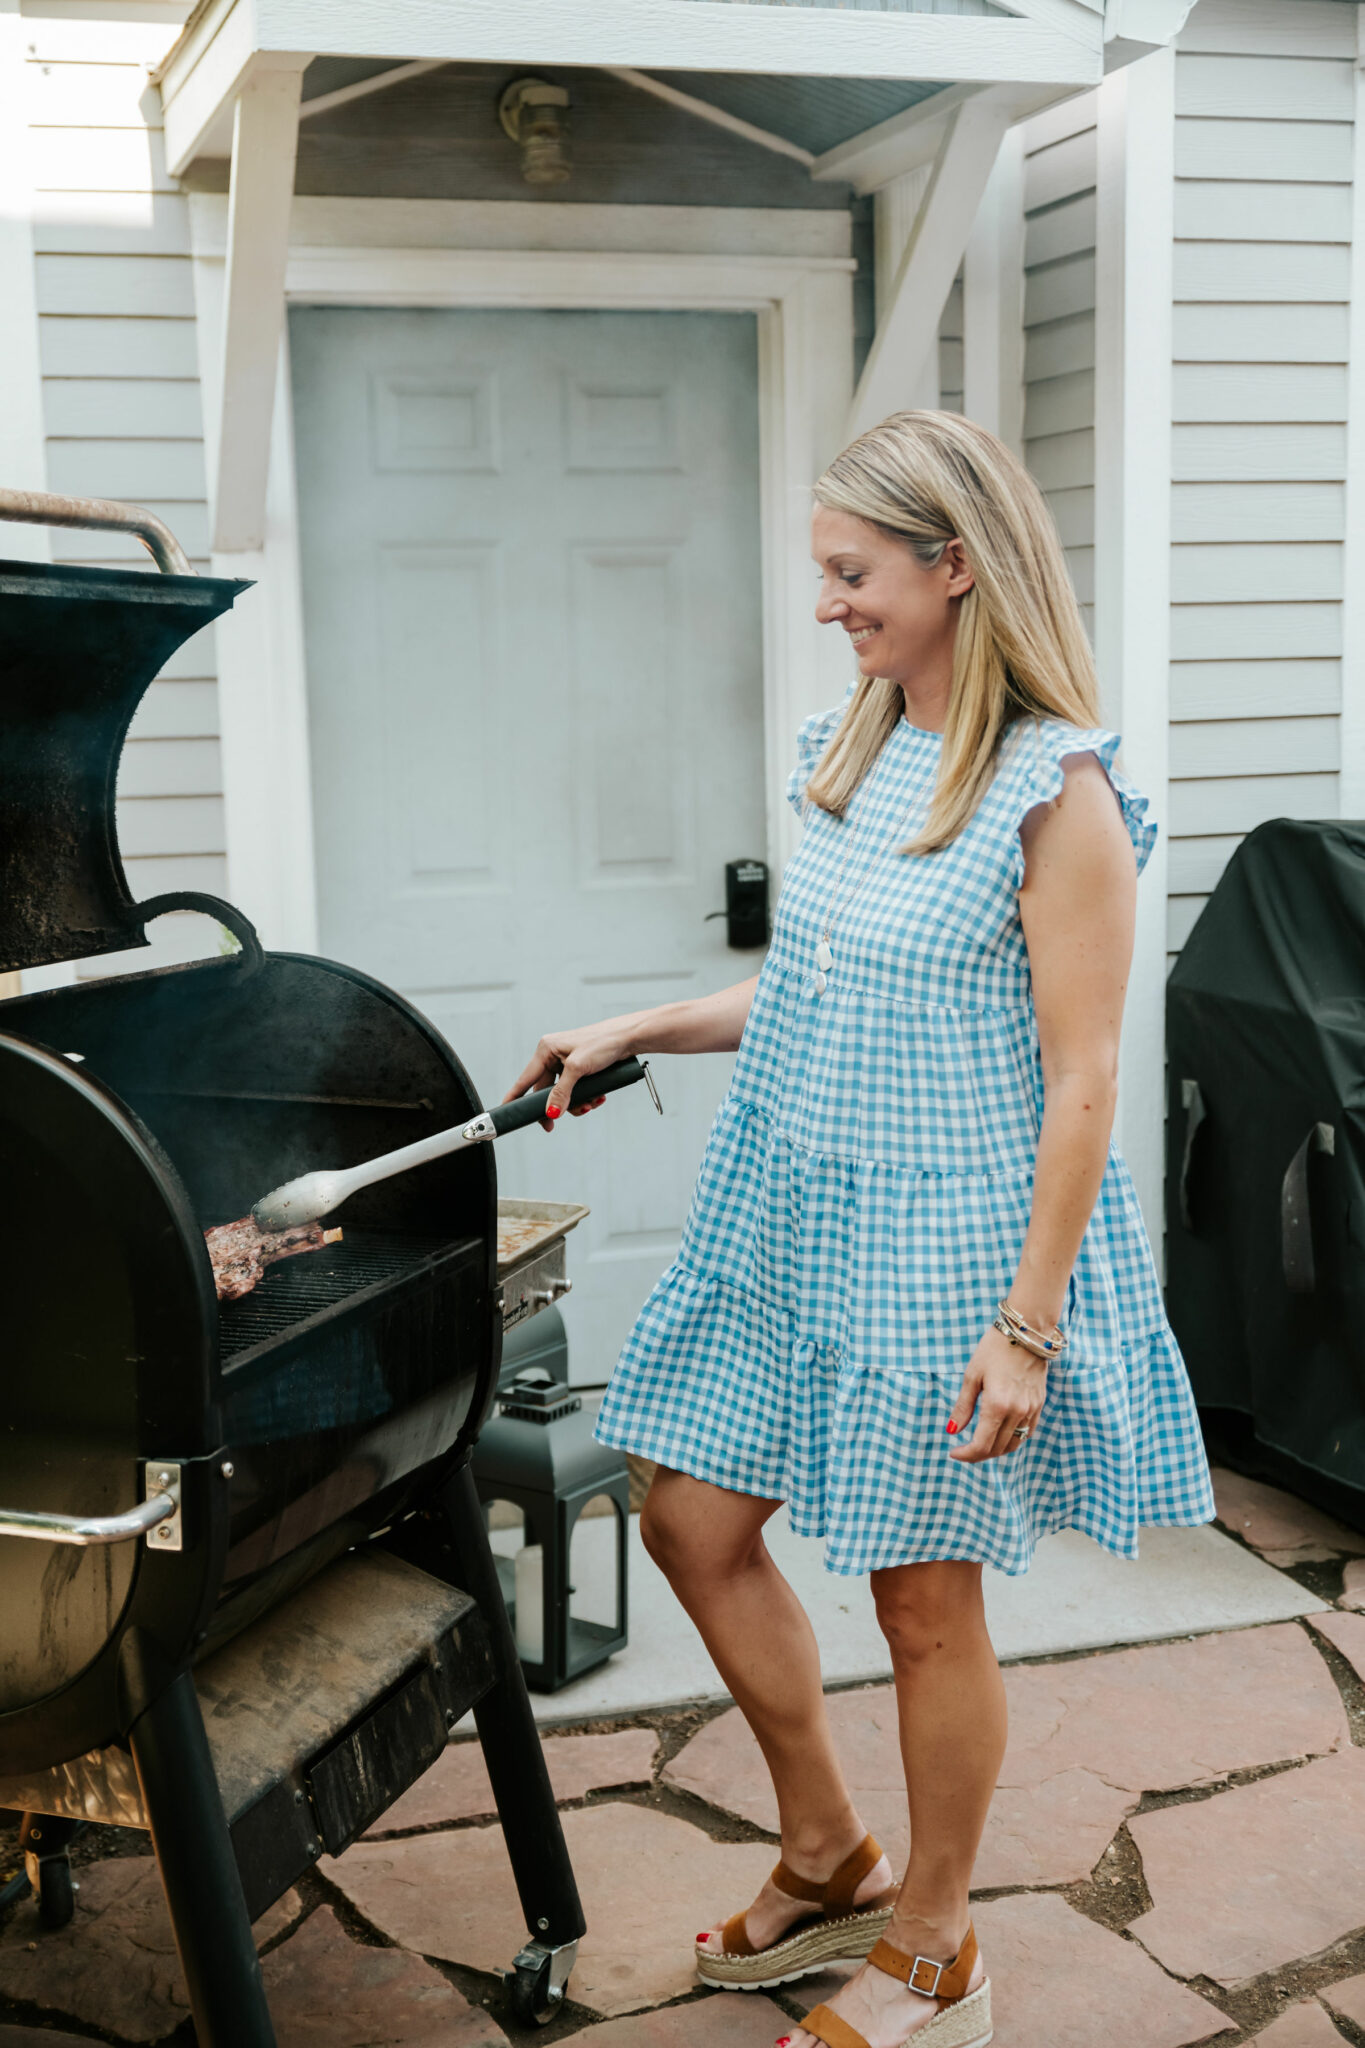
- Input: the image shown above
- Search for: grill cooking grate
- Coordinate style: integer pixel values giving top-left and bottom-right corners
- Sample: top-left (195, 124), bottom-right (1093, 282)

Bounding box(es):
top-left (217, 1228), bottom-right (466, 1362)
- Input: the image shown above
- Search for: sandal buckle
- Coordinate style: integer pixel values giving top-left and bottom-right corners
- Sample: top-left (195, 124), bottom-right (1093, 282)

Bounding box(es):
top-left (908, 1957), bottom-right (944, 1998)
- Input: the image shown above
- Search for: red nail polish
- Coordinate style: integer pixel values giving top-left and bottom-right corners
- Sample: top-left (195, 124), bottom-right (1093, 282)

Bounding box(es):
top-left (546, 1104), bottom-right (563, 1120)
top-left (697, 1932), bottom-right (711, 1943)
top-left (946, 1419), bottom-right (958, 1435)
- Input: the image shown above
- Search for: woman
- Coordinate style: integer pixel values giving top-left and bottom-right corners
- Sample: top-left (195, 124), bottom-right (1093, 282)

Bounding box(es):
top-left (504, 412), bottom-right (1215, 2048)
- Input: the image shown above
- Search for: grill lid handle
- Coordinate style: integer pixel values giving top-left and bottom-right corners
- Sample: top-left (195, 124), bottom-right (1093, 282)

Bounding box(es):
top-left (0, 487), bottom-right (193, 576)
top-left (0, 1479), bottom-right (179, 1548)
top-left (489, 1056), bottom-right (660, 1136)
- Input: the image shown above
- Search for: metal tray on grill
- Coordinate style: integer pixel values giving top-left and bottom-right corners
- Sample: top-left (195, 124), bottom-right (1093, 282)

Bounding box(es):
top-left (497, 1199), bottom-right (588, 1332)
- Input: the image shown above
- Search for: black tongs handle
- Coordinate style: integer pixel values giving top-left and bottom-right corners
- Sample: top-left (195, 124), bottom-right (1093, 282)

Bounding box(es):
top-left (490, 1056), bottom-right (657, 1137)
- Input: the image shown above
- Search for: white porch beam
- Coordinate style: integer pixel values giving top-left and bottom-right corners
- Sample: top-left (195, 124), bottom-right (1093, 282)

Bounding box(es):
top-left (976, 0), bottom-right (1104, 46)
top-left (1092, 46), bottom-right (1175, 1244)
top-left (213, 58), bottom-right (306, 553)
top-left (847, 94), bottom-right (1010, 440)
top-left (159, 0), bottom-right (1101, 170)
top-left (811, 78), bottom-right (1072, 195)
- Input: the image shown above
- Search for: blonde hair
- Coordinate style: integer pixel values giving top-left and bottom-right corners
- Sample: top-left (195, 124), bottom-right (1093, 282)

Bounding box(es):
top-left (807, 410), bottom-right (1099, 853)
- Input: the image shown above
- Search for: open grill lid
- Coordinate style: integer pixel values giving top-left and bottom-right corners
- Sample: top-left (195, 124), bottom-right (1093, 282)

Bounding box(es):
top-left (0, 491), bottom-right (248, 973)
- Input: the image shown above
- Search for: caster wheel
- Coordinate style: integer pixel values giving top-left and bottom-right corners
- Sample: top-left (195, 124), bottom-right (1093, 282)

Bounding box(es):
top-left (504, 1939), bottom-right (576, 2026)
top-left (36, 1857), bottom-right (75, 1930)
top-left (506, 1954), bottom-right (557, 2026)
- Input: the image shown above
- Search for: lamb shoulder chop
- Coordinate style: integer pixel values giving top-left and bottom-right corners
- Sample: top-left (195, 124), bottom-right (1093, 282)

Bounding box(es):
top-left (205, 1215), bottom-right (343, 1303)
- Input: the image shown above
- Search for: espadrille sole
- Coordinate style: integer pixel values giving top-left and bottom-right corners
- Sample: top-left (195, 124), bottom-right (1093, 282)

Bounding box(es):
top-left (905, 1979), bottom-right (992, 2048)
top-left (695, 1905), bottom-right (895, 1989)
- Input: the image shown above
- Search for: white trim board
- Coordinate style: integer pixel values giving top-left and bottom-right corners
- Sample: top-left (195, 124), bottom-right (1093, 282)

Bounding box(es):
top-left (1092, 46), bottom-right (1175, 1247)
top-left (1340, 2), bottom-right (1365, 819)
top-left (188, 198), bottom-right (855, 945)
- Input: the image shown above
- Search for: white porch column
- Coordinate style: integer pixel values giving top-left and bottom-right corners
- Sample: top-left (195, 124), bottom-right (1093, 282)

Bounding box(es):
top-left (1093, 46), bottom-right (1176, 1246)
top-left (962, 127), bottom-right (1025, 451)
top-left (196, 65), bottom-right (319, 953)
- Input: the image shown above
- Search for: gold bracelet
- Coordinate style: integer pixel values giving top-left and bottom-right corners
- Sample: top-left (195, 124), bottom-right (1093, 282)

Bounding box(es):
top-left (993, 1298), bottom-right (1067, 1361)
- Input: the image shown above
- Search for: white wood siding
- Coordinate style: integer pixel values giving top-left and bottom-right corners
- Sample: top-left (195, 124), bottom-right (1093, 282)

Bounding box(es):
top-left (21, 5), bottom-right (225, 976)
top-left (1167, 0), bottom-right (1351, 959)
top-left (1020, 91), bottom-right (1097, 639)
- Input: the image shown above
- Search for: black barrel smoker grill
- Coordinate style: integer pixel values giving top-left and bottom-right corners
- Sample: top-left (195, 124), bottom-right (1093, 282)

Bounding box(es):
top-left (0, 492), bottom-right (588, 2044)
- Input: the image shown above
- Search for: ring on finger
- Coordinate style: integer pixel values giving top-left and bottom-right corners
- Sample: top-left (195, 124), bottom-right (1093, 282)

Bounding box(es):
top-left (1012, 1424), bottom-right (1030, 1438)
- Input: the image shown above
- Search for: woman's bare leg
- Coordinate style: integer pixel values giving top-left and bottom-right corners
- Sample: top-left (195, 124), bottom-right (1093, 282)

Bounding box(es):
top-left (641, 1468), bottom-right (893, 1948)
top-left (782, 1561), bottom-right (1005, 2046)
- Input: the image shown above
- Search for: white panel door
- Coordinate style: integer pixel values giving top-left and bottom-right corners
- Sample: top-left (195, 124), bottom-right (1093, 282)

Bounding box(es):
top-left (290, 307), bottom-right (766, 1381)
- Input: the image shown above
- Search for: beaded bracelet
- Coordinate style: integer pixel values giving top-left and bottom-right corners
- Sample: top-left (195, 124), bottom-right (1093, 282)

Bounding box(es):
top-left (992, 1298), bottom-right (1068, 1361)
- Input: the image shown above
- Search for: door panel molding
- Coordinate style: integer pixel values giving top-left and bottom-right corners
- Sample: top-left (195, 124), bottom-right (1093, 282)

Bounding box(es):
top-left (189, 199), bottom-right (855, 942)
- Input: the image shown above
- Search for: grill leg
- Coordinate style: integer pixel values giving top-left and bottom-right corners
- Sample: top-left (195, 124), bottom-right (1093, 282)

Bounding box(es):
top-left (442, 1462), bottom-right (586, 1953)
top-left (127, 1667), bottom-right (278, 2048)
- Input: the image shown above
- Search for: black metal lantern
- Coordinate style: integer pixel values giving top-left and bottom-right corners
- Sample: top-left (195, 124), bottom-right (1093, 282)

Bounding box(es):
top-left (474, 1367), bottom-right (629, 1693)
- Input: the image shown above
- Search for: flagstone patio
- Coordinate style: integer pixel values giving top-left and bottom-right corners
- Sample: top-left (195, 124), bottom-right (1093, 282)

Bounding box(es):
top-left (6, 1468), bottom-right (1365, 2048)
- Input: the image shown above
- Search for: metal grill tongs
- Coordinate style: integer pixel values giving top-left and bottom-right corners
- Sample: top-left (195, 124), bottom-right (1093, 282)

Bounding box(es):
top-left (252, 1056), bottom-right (662, 1231)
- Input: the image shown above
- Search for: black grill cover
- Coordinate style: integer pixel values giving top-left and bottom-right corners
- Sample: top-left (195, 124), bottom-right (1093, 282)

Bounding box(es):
top-left (1165, 818), bottom-right (1365, 1500)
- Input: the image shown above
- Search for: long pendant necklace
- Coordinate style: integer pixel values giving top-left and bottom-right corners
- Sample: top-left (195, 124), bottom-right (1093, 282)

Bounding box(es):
top-left (812, 754), bottom-right (927, 996)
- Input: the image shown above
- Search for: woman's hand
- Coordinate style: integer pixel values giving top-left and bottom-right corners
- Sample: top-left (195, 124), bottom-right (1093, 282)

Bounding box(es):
top-left (503, 978), bottom-right (761, 1129)
top-left (946, 1325), bottom-right (1049, 1463)
top-left (502, 1017), bottom-right (642, 1127)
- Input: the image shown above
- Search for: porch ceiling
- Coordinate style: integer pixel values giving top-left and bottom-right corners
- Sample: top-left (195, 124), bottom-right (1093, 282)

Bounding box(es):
top-left (157, 0), bottom-right (1107, 182)
top-left (637, 71), bottom-right (948, 157)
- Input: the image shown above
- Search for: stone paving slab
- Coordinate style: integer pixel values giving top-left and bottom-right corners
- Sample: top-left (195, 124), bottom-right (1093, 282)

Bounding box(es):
top-left (665, 1625), bottom-right (1343, 1887)
top-left (326, 1802), bottom-right (775, 2018)
top-left (0, 1857), bottom-right (299, 2043)
top-left (1322, 1972), bottom-right (1365, 2030)
top-left (1130, 1746), bottom-right (1365, 1988)
top-left (1308, 1610), bottom-right (1365, 1682)
top-left (560, 1992), bottom-right (793, 2048)
top-left (366, 1730), bottom-right (659, 1837)
top-left (1212, 1468), bottom-right (1365, 1567)
top-left (1340, 1562), bottom-right (1365, 1614)
top-left (1244, 2005), bottom-right (1347, 2046)
top-left (262, 1904), bottom-right (509, 2047)
top-left (792, 1893), bottom-right (1232, 2048)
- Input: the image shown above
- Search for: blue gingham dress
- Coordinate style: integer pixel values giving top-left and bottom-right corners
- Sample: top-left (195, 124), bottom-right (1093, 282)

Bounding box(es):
top-left (595, 706), bottom-right (1216, 1575)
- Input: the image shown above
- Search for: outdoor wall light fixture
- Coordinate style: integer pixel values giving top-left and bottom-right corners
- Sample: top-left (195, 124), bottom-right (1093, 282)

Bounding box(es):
top-left (498, 77), bottom-right (571, 185)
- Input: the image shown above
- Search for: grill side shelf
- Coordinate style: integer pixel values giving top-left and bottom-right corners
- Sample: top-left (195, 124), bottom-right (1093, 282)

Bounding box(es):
top-left (496, 1200), bottom-right (588, 1333)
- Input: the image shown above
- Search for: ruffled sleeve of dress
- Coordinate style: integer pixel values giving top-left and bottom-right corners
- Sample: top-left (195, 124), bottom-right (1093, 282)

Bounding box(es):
top-left (785, 686), bottom-right (854, 819)
top-left (1007, 716), bottom-right (1157, 887)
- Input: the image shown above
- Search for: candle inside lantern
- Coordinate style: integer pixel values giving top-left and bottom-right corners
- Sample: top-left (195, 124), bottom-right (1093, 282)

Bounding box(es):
top-left (514, 1544), bottom-right (544, 1661)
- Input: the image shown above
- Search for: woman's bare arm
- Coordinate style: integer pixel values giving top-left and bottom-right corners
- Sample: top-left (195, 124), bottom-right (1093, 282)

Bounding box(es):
top-left (950, 753), bottom-right (1137, 1463)
top-left (503, 977), bottom-right (760, 1118)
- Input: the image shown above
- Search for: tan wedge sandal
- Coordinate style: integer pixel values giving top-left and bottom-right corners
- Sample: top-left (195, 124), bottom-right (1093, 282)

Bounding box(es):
top-left (695, 1834), bottom-right (897, 1990)
top-left (801, 1926), bottom-right (992, 2048)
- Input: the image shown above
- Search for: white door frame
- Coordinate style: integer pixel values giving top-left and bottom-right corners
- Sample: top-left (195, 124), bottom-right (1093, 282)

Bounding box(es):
top-left (190, 198), bottom-right (856, 949)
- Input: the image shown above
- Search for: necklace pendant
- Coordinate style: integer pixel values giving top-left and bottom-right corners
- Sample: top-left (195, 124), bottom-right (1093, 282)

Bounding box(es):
top-left (813, 971), bottom-right (827, 996)
top-left (814, 937), bottom-right (834, 973)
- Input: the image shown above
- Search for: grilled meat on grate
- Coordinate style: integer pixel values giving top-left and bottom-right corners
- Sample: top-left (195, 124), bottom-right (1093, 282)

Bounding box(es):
top-left (205, 1216), bottom-right (344, 1303)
